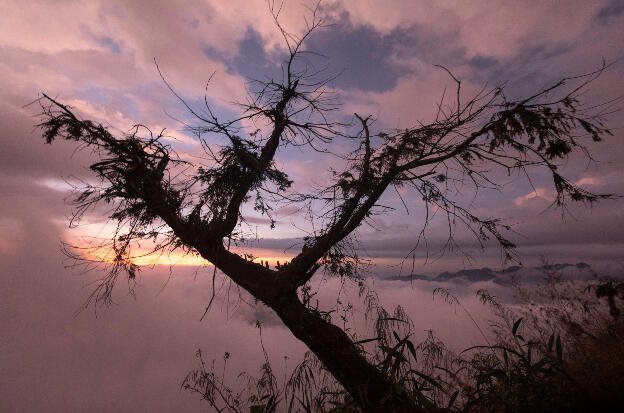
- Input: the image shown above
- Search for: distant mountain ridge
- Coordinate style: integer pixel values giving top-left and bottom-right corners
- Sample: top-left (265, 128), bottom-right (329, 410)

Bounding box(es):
top-left (385, 262), bottom-right (593, 284)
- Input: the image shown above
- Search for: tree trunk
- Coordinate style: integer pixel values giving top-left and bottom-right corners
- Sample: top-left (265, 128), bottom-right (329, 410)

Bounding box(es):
top-left (199, 246), bottom-right (424, 411)
top-left (268, 293), bottom-right (424, 413)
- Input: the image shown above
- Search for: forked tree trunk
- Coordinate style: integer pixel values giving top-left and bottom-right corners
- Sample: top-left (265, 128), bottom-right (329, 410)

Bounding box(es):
top-left (182, 237), bottom-right (422, 411)
top-left (207, 247), bottom-right (425, 411)
top-left (268, 293), bottom-right (424, 412)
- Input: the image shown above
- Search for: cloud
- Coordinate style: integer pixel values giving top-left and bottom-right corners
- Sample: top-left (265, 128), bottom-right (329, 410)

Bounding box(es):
top-left (597, 0), bottom-right (624, 21)
top-left (303, 12), bottom-right (415, 92)
top-left (1, 1), bottom-right (624, 410)
top-left (329, 0), bottom-right (604, 60)
top-left (575, 176), bottom-right (602, 187)
top-left (0, 178), bottom-right (304, 411)
top-left (513, 188), bottom-right (554, 207)
top-left (80, 25), bottom-right (122, 54)
top-left (229, 26), bottom-right (286, 81)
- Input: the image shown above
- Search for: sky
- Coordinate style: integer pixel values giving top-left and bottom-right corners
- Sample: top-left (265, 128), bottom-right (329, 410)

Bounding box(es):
top-left (1, 0), bottom-right (624, 411)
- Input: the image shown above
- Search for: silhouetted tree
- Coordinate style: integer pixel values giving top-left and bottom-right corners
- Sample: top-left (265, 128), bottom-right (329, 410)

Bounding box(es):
top-left (36, 6), bottom-right (617, 412)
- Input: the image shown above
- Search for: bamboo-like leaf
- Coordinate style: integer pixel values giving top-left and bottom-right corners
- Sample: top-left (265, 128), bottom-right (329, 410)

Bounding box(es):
top-left (381, 317), bottom-right (409, 323)
top-left (380, 345), bottom-right (408, 363)
top-left (392, 330), bottom-right (401, 342)
top-left (353, 337), bottom-right (381, 345)
top-left (512, 317), bottom-right (523, 336)
top-left (462, 344), bottom-right (523, 358)
top-left (409, 370), bottom-right (445, 391)
top-left (447, 390), bottom-right (460, 410)
top-left (547, 333), bottom-right (555, 353)
top-left (406, 339), bottom-right (417, 360)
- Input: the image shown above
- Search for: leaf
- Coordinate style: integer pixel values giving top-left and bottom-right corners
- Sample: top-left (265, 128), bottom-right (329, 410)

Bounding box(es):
top-left (406, 339), bottom-right (417, 360)
top-left (353, 337), bottom-right (381, 345)
top-left (409, 370), bottom-right (445, 392)
top-left (488, 368), bottom-right (508, 380)
top-left (532, 358), bottom-right (550, 371)
top-left (380, 345), bottom-right (407, 363)
top-left (380, 317), bottom-right (409, 323)
top-left (250, 405), bottom-right (266, 413)
top-left (556, 334), bottom-right (563, 361)
top-left (447, 390), bottom-right (459, 409)
top-left (512, 317), bottom-right (523, 336)
top-left (462, 345), bottom-right (523, 359)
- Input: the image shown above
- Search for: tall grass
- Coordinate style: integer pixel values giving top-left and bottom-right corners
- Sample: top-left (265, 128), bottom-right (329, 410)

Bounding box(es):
top-left (183, 271), bottom-right (624, 412)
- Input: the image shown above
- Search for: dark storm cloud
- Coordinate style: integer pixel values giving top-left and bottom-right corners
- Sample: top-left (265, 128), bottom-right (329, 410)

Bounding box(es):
top-left (467, 54), bottom-right (498, 70)
top-left (204, 26), bottom-right (286, 81)
top-left (463, 42), bottom-right (575, 99)
top-left (297, 8), bottom-right (568, 97)
top-left (303, 12), bottom-right (413, 92)
top-left (597, 0), bottom-right (624, 21)
top-left (232, 26), bottom-right (284, 80)
top-left (207, 9), bottom-right (460, 94)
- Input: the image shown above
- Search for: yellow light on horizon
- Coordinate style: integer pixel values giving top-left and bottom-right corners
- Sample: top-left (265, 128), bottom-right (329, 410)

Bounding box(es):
top-left (83, 247), bottom-right (294, 268)
top-left (66, 225), bottom-right (298, 269)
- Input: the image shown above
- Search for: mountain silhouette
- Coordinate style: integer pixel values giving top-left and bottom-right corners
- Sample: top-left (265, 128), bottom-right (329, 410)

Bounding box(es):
top-left (384, 262), bottom-right (593, 284)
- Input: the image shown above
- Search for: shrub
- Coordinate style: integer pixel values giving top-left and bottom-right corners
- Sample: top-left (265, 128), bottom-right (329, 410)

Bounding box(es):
top-left (184, 271), bottom-right (624, 412)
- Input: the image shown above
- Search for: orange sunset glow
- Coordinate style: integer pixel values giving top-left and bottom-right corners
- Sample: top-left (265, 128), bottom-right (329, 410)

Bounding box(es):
top-left (80, 242), bottom-right (294, 268)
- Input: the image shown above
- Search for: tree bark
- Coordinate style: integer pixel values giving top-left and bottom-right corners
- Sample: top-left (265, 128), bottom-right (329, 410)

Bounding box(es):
top-left (189, 243), bottom-right (422, 411)
top-left (268, 293), bottom-right (424, 413)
